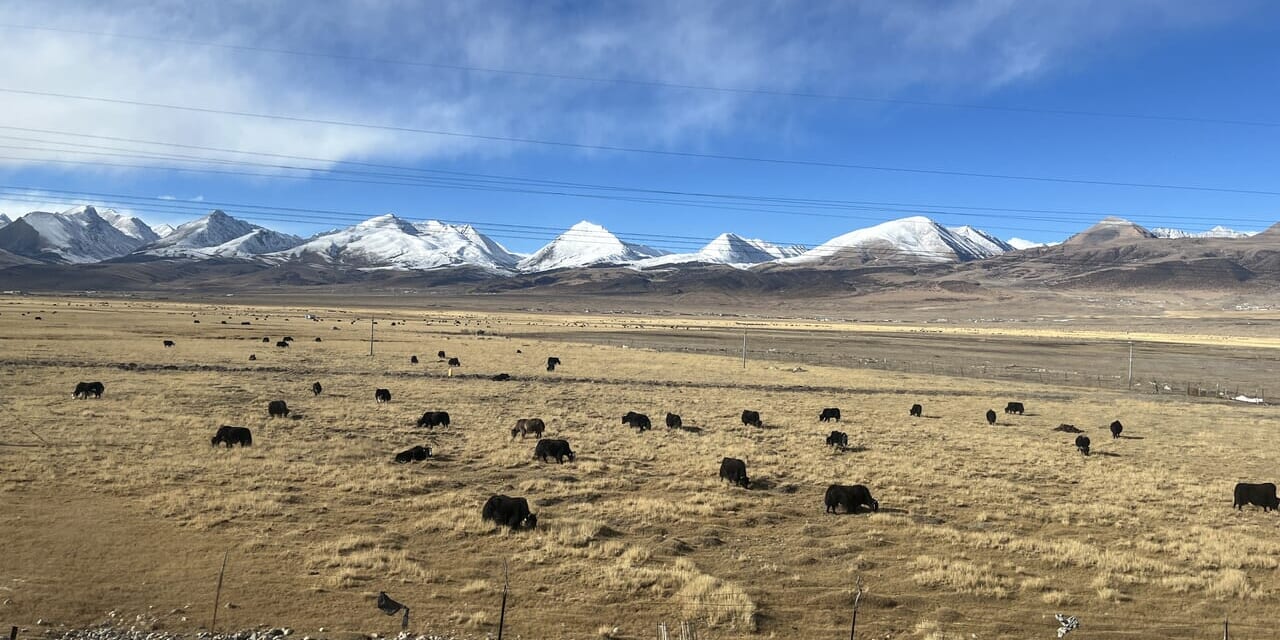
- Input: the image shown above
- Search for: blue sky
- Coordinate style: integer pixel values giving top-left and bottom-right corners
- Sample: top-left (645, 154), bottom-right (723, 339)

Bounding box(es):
top-left (0, 0), bottom-right (1277, 253)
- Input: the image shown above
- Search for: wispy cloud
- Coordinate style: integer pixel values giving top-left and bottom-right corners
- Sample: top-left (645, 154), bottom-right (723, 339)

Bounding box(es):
top-left (0, 0), bottom-right (1254, 174)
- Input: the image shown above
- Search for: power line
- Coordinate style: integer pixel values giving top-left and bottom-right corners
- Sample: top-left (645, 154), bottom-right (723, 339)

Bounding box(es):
top-left (5, 86), bottom-right (1280, 197)
top-left (1, 131), bottom-right (1273, 243)
top-left (5, 124), bottom-right (1273, 228)
top-left (2, 21), bottom-right (1277, 130)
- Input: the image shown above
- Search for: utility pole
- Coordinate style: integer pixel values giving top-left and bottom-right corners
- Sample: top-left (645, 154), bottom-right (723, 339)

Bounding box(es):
top-left (1126, 341), bottom-right (1133, 390)
top-left (848, 577), bottom-right (865, 640)
top-left (496, 561), bottom-right (510, 640)
top-left (741, 330), bottom-right (747, 369)
top-left (210, 550), bottom-right (229, 632)
top-left (369, 317), bottom-right (375, 357)
top-left (1223, 618), bottom-right (1230, 640)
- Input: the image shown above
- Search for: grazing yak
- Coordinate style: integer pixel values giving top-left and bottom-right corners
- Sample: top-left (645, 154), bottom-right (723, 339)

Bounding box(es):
top-left (482, 495), bottom-right (537, 530)
top-left (718, 457), bottom-right (750, 489)
top-left (248, 354), bottom-right (257, 361)
top-left (665, 413), bottom-right (683, 429)
top-left (546, 356), bottom-right (561, 371)
top-left (437, 350), bottom-right (447, 359)
top-left (1075, 435), bottom-right (1091, 456)
top-left (163, 340), bottom-right (175, 348)
top-left (410, 355), bottom-right (419, 364)
top-left (826, 430), bottom-right (849, 449)
top-left (491, 373), bottom-right (512, 381)
top-left (276, 341), bottom-right (290, 348)
top-left (985, 409), bottom-right (997, 425)
top-left (741, 410), bottom-right (763, 427)
top-left (447, 357), bottom-right (461, 367)
top-left (824, 484), bottom-right (879, 514)
top-left (1004, 402), bottom-right (1025, 415)
top-left (314, 337), bottom-right (322, 342)
top-left (375, 388), bottom-right (392, 403)
top-left (417, 411), bottom-right (451, 428)
top-left (534, 438), bottom-right (575, 463)
top-left (1053, 424), bottom-right (1083, 433)
top-left (394, 445), bottom-right (431, 464)
top-left (211, 425), bottom-right (252, 448)
top-left (311, 382), bottom-right (323, 396)
top-left (819, 408), bottom-right (841, 422)
top-left (910, 403), bottom-right (923, 417)
top-left (623, 411), bottom-right (652, 431)
top-left (512, 418), bottom-right (546, 440)
top-left (1234, 482), bottom-right (1280, 512)
top-left (262, 337), bottom-right (271, 343)
top-left (1110, 420), bottom-right (1124, 439)
top-left (267, 400), bottom-right (290, 418)
top-left (73, 381), bottom-right (105, 399)
top-left (283, 337), bottom-right (294, 342)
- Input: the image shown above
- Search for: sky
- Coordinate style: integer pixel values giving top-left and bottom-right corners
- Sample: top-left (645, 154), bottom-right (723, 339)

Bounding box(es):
top-left (0, 0), bottom-right (1278, 254)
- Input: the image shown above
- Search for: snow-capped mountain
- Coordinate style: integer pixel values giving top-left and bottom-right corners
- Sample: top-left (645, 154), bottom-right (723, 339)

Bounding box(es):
top-left (66, 206), bottom-right (161, 244)
top-left (780, 216), bottom-right (1010, 265)
top-left (636, 233), bottom-right (806, 268)
top-left (1007, 237), bottom-right (1047, 250)
top-left (0, 214), bottom-right (11, 228)
top-left (142, 210), bottom-right (302, 258)
top-left (0, 205), bottom-right (154, 262)
top-left (152, 223), bottom-right (176, 238)
top-left (517, 221), bottom-right (667, 272)
top-left (1150, 226), bottom-right (1258, 239)
top-left (948, 225), bottom-right (1014, 255)
top-left (277, 214), bottom-right (518, 271)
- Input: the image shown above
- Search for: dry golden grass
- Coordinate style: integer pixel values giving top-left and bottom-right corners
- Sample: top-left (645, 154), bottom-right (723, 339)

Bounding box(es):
top-left (1, 295), bottom-right (1279, 639)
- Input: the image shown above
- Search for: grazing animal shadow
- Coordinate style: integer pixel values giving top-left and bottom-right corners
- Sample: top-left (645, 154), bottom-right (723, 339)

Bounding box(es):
top-left (1116, 435), bottom-right (1145, 440)
top-left (878, 507), bottom-right (909, 515)
top-left (675, 425), bottom-right (703, 434)
top-left (920, 415), bottom-right (943, 420)
top-left (834, 445), bottom-right (868, 454)
top-left (1092, 451), bottom-right (1122, 457)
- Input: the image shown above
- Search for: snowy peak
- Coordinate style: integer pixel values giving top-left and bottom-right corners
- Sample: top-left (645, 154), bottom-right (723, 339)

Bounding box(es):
top-left (0, 205), bottom-right (152, 263)
top-left (143, 210), bottom-right (302, 257)
top-left (1150, 225), bottom-right (1257, 239)
top-left (65, 206), bottom-right (160, 243)
top-left (782, 216), bottom-right (1009, 265)
top-left (151, 223), bottom-right (176, 238)
top-left (636, 233), bottom-right (807, 269)
top-left (279, 214), bottom-right (517, 272)
top-left (948, 225), bottom-right (1013, 254)
top-left (0, 214), bottom-right (10, 228)
top-left (517, 221), bottom-right (666, 272)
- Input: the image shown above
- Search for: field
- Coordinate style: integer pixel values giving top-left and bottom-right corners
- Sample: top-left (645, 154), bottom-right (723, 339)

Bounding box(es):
top-left (2, 294), bottom-right (1280, 640)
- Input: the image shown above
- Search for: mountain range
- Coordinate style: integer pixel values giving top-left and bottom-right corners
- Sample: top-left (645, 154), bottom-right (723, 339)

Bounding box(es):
top-left (0, 205), bottom-right (1271, 285)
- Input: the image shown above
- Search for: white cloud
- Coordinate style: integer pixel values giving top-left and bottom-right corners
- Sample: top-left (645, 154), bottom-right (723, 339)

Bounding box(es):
top-left (0, 0), bottom-right (1256, 175)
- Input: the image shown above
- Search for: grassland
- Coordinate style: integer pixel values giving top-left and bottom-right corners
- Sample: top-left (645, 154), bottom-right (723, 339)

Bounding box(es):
top-left (1, 295), bottom-right (1279, 639)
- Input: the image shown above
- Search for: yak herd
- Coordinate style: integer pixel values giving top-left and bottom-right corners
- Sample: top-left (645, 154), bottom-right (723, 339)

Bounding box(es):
top-left (67, 337), bottom-right (1279, 534)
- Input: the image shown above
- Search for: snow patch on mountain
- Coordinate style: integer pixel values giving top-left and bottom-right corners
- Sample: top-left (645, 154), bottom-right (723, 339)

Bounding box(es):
top-left (151, 223), bottom-right (176, 238)
top-left (780, 216), bottom-right (1008, 265)
top-left (517, 221), bottom-right (666, 272)
top-left (277, 214), bottom-right (518, 271)
top-left (0, 214), bottom-right (10, 228)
